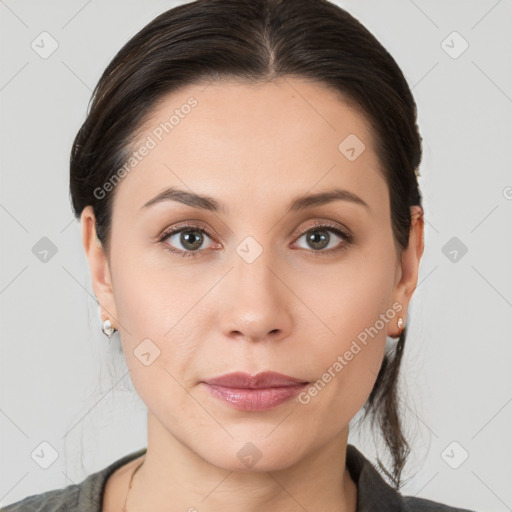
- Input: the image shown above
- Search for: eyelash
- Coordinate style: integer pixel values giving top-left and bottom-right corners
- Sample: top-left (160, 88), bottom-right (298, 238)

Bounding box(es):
top-left (158, 221), bottom-right (353, 259)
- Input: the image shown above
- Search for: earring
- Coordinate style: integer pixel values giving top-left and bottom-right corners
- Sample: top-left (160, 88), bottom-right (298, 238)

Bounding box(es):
top-left (397, 317), bottom-right (404, 333)
top-left (102, 318), bottom-right (117, 338)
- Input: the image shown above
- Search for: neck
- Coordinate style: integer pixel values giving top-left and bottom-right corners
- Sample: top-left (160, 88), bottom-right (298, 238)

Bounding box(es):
top-left (125, 412), bottom-right (358, 512)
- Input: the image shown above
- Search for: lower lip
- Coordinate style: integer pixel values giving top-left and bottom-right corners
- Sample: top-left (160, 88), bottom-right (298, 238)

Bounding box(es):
top-left (202, 383), bottom-right (309, 411)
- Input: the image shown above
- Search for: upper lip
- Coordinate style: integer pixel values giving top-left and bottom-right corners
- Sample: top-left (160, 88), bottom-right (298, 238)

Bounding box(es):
top-left (204, 371), bottom-right (309, 389)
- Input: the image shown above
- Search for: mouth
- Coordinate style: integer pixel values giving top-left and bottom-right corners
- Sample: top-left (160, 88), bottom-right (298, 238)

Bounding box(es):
top-left (201, 371), bottom-right (310, 412)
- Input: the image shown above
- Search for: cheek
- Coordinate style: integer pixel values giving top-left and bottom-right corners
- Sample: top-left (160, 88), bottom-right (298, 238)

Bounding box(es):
top-left (295, 239), bottom-right (397, 410)
top-left (108, 261), bottom-right (170, 373)
top-left (296, 296), bottom-right (390, 427)
top-left (111, 244), bottom-right (201, 340)
top-left (109, 250), bottom-right (210, 401)
top-left (299, 240), bottom-right (396, 349)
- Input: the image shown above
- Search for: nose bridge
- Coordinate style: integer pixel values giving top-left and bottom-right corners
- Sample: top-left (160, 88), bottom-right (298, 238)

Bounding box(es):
top-left (219, 238), bottom-right (292, 341)
top-left (234, 239), bottom-right (277, 299)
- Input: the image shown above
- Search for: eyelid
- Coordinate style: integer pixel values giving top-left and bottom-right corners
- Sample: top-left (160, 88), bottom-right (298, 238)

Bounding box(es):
top-left (157, 220), bottom-right (216, 240)
top-left (293, 220), bottom-right (352, 240)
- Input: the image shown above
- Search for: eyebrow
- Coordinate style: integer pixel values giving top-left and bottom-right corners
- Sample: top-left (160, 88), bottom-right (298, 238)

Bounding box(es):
top-left (140, 186), bottom-right (369, 213)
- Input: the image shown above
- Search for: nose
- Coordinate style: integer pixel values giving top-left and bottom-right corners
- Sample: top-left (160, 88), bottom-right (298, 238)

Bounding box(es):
top-left (218, 248), bottom-right (293, 344)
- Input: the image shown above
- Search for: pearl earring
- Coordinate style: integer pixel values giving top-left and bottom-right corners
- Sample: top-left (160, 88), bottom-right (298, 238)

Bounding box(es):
top-left (397, 317), bottom-right (404, 332)
top-left (102, 318), bottom-right (117, 338)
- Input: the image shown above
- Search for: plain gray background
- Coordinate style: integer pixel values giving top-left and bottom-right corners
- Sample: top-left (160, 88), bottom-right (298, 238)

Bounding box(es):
top-left (1, 0), bottom-right (511, 510)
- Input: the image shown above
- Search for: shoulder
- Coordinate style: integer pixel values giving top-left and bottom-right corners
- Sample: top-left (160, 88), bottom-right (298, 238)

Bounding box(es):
top-left (403, 495), bottom-right (477, 512)
top-left (346, 444), bottom-right (477, 512)
top-left (0, 485), bottom-right (80, 512)
top-left (1, 448), bottom-right (147, 512)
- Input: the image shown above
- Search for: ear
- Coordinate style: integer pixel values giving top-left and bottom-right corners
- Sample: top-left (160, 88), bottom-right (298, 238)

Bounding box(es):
top-left (81, 205), bottom-right (119, 329)
top-left (388, 205), bottom-right (424, 338)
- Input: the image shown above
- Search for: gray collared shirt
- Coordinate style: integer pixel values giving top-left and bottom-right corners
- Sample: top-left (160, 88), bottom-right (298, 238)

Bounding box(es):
top-left (1, 444), bottom-right (476, 511)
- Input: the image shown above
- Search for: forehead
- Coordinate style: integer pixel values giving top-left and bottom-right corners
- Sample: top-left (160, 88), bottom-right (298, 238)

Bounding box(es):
top-left (113, 78), bottom-right (387, 216)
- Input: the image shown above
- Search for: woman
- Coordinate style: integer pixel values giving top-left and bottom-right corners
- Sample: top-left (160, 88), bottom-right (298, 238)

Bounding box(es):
top-left (2, 0), bottom-right (477, 511)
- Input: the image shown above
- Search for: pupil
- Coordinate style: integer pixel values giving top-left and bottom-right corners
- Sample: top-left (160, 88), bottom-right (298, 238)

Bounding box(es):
top-left (308, 230), bottom-right (329, 250)
top-left (182, 230), bottom-right (203, 250)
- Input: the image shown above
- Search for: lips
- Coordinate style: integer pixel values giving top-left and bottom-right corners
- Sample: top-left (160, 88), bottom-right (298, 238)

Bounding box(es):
top-left (203, 371), bottom-right (309, 388)
top-left (201, 371), bottom-right (310, 411)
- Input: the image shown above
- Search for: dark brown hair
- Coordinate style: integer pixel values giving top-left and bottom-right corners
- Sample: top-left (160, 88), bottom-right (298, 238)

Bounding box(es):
top-left (69, 0), bottom-right (422, 488)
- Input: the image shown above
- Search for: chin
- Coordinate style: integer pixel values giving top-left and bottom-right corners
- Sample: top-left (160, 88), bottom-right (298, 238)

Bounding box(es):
top-left (196, 435), bottom-right (309, 473)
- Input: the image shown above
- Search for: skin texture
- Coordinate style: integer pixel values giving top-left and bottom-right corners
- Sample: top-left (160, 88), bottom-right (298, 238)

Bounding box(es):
top-left (82, 77), bottom-right (424, 512)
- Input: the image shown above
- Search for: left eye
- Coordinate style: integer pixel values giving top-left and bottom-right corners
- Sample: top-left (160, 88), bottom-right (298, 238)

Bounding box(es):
top-left (293, 225), bottom-right (351, 252)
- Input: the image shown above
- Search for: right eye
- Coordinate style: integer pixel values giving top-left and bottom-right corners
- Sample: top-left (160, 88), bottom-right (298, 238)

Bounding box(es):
top-left (159, 224), bottom-right (219, 258)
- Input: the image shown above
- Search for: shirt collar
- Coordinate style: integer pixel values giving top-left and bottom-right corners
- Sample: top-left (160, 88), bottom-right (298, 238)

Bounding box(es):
top-left (346, 444), bottom-right (405, 511)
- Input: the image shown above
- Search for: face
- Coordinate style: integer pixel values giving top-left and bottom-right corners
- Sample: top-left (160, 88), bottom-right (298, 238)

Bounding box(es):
top-left (82, 77), bottom-right (423, 472)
